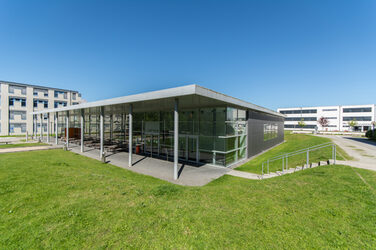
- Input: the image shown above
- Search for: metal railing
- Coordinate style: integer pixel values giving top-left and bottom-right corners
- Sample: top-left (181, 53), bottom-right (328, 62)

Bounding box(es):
top-left (261, 142), bottom-right (336, 177)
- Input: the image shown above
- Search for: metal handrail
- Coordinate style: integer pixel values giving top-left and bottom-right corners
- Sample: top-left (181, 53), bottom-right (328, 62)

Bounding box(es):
top-left (269, 142), bottom-right (332, 161)
top-left (261, 142), bottom-right (336, 178)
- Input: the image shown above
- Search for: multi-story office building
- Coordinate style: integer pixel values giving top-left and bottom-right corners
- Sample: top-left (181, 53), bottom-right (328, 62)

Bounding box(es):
top-left (278, 104), bottom-right (376, 132)
top-left (0, 80), bottom-right (82, 135)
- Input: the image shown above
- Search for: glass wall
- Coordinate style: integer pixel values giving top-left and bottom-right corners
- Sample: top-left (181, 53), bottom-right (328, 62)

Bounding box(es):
top-left (131, 106), bottom-right (247, 167)
top-left (57, 106), bottom-right (247, 167)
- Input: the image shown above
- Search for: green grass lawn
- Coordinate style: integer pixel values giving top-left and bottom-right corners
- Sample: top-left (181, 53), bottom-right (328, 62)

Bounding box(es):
top-left (1, 149), bottom-right (375, 248)
top-left (236, 132), bottom-right (352, 174)
top-left (0, 143), bottom-right (47, 149)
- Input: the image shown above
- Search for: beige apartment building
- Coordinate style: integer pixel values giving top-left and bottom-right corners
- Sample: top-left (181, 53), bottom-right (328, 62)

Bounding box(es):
top-left (0, 80), bottom-right (82, 136)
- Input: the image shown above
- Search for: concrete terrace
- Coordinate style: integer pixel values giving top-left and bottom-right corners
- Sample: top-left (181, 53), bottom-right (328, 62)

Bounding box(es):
top-left (62, 141), bottom-right (230, 186)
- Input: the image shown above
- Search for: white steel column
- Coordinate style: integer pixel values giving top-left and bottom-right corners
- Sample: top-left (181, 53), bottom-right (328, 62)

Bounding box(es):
top-left (100, 107), bottom-right (104, 158)
top-left (128, 104), bottom-right (133, 167)
top-left (80, 109), bottom-right (84, 153)
top-left (55, 113), bottom-right (58, 144)
top-left (66, 112), bottom-right (69, 148)
top-left (174, 99), bottom-right (179, 180)
top-left (47, 113), bottom-right (50, 143)
top-left (33, 115), bottom-right (36, 139)
top-left (110, 114), bottom-right (113, 141)
top-left (39, 114), bottom-right (43, 141)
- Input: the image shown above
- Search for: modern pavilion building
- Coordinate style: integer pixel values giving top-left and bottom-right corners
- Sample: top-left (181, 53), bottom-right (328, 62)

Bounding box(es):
top-left (31, 85), bottom-right (284, 179)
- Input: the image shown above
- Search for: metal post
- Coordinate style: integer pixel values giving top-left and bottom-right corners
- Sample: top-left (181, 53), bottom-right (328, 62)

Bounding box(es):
top-left (66, 112), bottom-right (69, 148)
top-left (334, 144), bottom-right (336, 165)
top-left (306, 149), bottom-right (309, 169)
top-left (55, 113), bottom-right (58, 144)
top-left (47, 113), bottom-right (50, 143)
top-left (100, 107), bottom-right (104, 159)
top-left (81, 109), bottom-right (84, 153)
top-left (267, 160), bottom-right (269, 174)
top-left (286, 155), bottom-right (288, 170)
top-left (282, 156), bottom-right (284, 173)
top-left (128, 105), bottom-right (133, 167)
top-left (39, 114), bottom-right (43, 141)
top-left (174, 99), bottom-right (179, 180)
top-left (110, 114), bottom-right (113, 142)
top-left (262, 162), bottom-right (264, 178)
top-left (32, 115), bottom-right (35, 139)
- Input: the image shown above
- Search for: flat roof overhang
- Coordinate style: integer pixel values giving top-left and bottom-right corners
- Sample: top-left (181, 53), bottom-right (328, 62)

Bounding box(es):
top-left (31, 84), bottom-right (284, 117)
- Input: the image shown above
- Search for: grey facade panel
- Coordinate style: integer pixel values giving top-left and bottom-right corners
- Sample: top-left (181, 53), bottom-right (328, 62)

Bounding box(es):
top-left (247, 110), bottom-right (284, 158)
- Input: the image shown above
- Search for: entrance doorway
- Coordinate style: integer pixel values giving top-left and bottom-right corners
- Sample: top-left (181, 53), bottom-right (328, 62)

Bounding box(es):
top-left (179, 135), bottom-right (199, 164)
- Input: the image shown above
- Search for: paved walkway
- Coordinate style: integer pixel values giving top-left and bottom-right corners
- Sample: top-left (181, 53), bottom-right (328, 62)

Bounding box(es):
top-left (0, 145), bottom-right (61, 154)
top-left (316, 135), bottom-right (376, 172)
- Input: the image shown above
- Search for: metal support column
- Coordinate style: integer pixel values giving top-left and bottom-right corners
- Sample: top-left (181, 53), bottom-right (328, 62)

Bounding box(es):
top-left (55, 113), bottom-right (58, 144)
top-left (33, 115), bottom-right (36, 139)
top-left (66, 112), bottom-right (69, 148)
top-left (306, 150), bottom-right (309, 169)
top-left (100, 107), bottom-right (104, 159)
top-left (110, 114), bottom-right (113, 141)
top-left (39, 114), bottom-right (43, 141)
top-left (334, 144), bottom-right (336, 165)
top-left (128, 105), bottom-right (133, 167)
top-left (81, 109), bottom-right (84, 153)
top-left (47, 113), bottom-right (50, 143)
top-left (174, 99), bottom-right (179, 180)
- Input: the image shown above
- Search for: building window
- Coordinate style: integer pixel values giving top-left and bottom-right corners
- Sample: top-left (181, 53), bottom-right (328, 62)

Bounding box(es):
top-left (279, 109), bottom-right (317, 114)
top-left (33, 92), bottom-right (38, 96)
top-left (72, 93), bottom-right (76, 100)
top-left (34, 99), bottom-right (48, 108)
top-left (285, 117), bottom-right (317, 121)
top-left (322, 109), bottom-right (337, 111)
top-left (9, 97), bottom-right (26, 107)
top-left (54, 101), bottom-right (67, 108)
top-left (284, 124), bottom-right (317, 129)
top-left (343, 116), bottom-right (372, 121)
top-left (264, 123), bottom-right (278, 141)
top-left (343, 107), bottom-right (372, 113)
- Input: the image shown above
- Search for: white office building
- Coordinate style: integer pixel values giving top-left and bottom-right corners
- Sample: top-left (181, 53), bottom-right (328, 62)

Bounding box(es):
top-left (278, 104), bottom-right (376, 132)
top-left (0, 80), bottom-right (82, 136)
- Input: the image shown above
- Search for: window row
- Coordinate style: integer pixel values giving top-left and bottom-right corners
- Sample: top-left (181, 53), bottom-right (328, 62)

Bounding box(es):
top-left (343, 107), bottom-right (372, 113)
top-left (285, 117), bottom-right (317, 121)
top-left (284, 124), bottom-right (317, 129)
top-left (343, 116), bottom-right (372, 121)
top-left (279, 109), bottom-right (317, 114)
top-left (322, 108), bottom-right (338, 111)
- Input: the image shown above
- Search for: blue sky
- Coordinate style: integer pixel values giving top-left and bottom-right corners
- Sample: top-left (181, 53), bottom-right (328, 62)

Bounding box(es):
top-left (0, 0), bottom-right (375, 110)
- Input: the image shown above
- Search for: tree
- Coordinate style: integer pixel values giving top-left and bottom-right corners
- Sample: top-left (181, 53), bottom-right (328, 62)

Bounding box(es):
top-left (298, 118), bottom-right (306, 130)
top-left (348, 119), bottom-right (357, 131)
top-left (318, 117), bottom-right (329, 130)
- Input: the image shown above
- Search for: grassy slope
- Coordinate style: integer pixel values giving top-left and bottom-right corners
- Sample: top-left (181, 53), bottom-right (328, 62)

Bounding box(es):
top-left (0, 150), bottom-right (375, 248)
top-left (0, 143), bottom-right (47, 149)
top-left (236, 132), bottom-right (352, 174)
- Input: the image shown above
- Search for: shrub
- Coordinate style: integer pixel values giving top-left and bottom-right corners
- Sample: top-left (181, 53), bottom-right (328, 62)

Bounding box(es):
top-left (365, 129), bottom-right (376, 140)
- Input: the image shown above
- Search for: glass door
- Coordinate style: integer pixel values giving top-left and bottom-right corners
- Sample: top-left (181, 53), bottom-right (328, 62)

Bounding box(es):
top-left (188, 136), bottom-right (198, 163)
